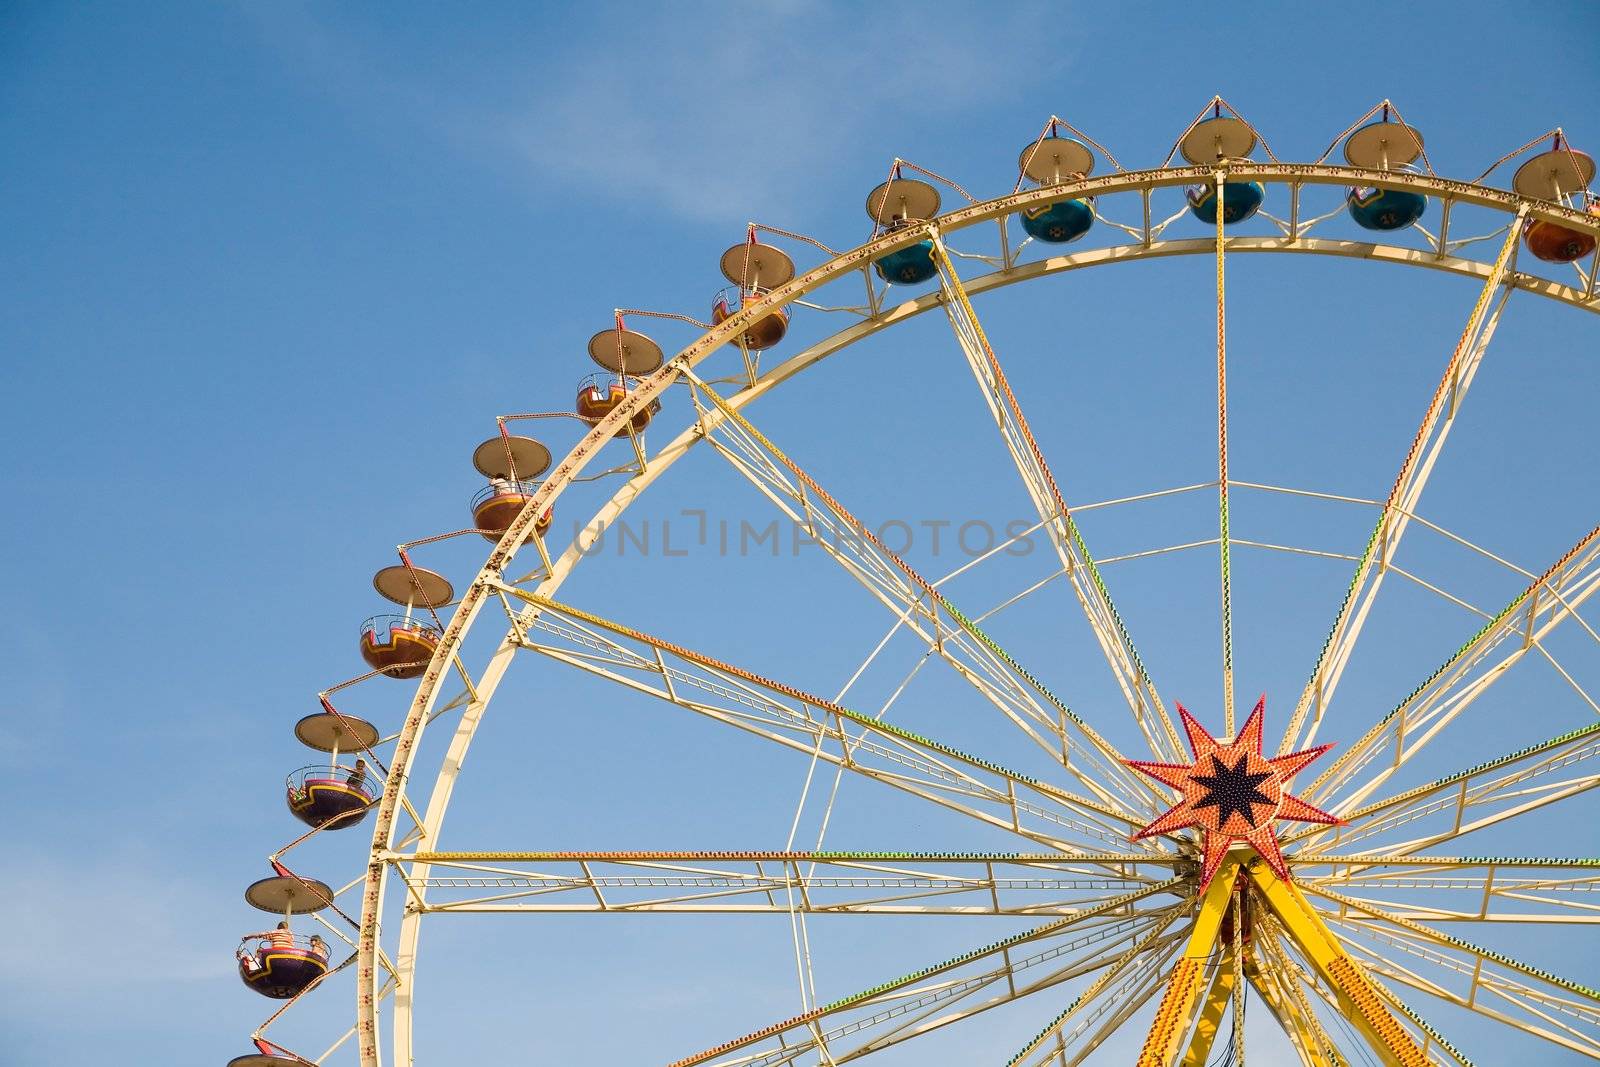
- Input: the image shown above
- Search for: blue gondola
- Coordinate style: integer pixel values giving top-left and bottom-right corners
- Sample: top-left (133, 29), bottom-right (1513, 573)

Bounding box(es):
top-left (1188, 181), bottom-right (1265, 225)
top-left (873, 224), bottom-right (938, 284)
top-left (1018, 197), bottom-right (1094, 243)
top-left (1346, 185), bottom-right (1427, 231)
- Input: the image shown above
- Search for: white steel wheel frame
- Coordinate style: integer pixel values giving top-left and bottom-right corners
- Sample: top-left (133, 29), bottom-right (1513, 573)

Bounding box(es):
top-left (351, 162), bottom-right (1600, 1067)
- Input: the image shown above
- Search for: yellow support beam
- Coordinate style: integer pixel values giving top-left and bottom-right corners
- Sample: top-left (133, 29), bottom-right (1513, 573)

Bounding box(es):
top-left (1247, 859), bottom-right (1429, 1067)
top-left (1140, 848), bottom-right (1429, 1066)
top-left (1180, 949), bottom-right (1237, 1066)
top-left (1138, 855), bottom-right (1242, 1066)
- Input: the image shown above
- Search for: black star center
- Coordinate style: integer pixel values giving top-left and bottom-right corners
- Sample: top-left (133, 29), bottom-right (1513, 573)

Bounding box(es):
top-left (1191, 752), bottom-right (1274, 828)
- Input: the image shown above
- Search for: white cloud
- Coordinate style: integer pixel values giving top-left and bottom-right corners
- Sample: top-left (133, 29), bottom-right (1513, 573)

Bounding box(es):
top-left (242, 2), bottom-right (1070, 222)
top-left (497, 8), bottom-right (1044, 220)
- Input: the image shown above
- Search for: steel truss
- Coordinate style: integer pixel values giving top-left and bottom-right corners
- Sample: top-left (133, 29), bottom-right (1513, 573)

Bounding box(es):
top-left (677, 366), bottom-right (1163, 817)
top-left (222, 153), bottom-right (1600, 1067)
top-left (928, 231), bottom-right (1184, 765)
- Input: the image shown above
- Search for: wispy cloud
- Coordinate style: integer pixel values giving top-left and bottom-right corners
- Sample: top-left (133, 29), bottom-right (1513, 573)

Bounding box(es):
top-left (242, 2), bottom-right (1069, 222)
top-left (498, 5), bottom-right (1063, 221)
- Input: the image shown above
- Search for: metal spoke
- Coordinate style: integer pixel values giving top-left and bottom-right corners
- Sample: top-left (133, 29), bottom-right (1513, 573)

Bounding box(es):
top-left (389, 851), bottom-right (1181, 915)
top-left (1051, 956), bottom-right (1177, 1066)
top-left (1214, 170), bottom-right (1238, 736)
top-left (1290, 720), bottom-right (1600, 857)
top-left (1332, 924), bottom-right (1600, 1060)
top-left (1359, 973), bottom-right (1473, 1067)
top-left (662, 880), bottom-right (1189, 1067)
top-left (680, 366), bottom-right (1165, 816)
top-left (686, 371), bottom-right (1155, 813)
top-left (498, 585), bottom-right (1170, 855)
top-left (1298, 856), bottom-right (1600, 925)
top-left (828, 921), bottom-right (1185, 1066)
top-left (1311, 884), bottom-right (1600, 1058)
top-left (1269, 916), bottom-right (1464, 1067)
top-left (929, 231), bottom-right (1184, 762)
top-left (1302, 523), bottom-right (1600, 812)
top-left (1006, 926), bottom-right (1185, 1066)
top-left (1280, 215), bottom-right (1526, 756)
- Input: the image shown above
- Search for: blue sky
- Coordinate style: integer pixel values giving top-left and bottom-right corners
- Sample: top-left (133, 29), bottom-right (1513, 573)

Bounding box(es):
top-left (3, 2), bottom-right (1599, 1064)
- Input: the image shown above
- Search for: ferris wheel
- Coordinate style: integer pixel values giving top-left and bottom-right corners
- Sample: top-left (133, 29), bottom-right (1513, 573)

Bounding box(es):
top-left (228, 97), bottom-right (1600, 1066)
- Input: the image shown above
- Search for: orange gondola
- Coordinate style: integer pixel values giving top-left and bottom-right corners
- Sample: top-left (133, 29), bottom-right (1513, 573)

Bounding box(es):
top-left (359, 615), bottom-right (441, 678)
top-left (471, 480), bottom-right (553, 542)
top-left (576, 374), bottom-right (660, 437)
top-left (712, 286), bottom-right (789, 350)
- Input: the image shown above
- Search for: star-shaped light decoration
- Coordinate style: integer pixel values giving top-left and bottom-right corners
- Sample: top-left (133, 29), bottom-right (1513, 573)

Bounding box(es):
top-left (1127, 696), bottom-right (1342, 889)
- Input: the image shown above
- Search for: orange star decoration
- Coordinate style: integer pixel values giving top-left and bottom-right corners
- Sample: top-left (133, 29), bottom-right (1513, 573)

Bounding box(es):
top-left (1127, 696), bottom-right (1341, 889)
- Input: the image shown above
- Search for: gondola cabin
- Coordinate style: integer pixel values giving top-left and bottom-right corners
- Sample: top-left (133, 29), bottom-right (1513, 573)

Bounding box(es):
top-left (716, 239), bottom-right (797, 350)
top-left (583, 324), bottom-right (663, 441)
top-left (1016, 133), bottom-right (1095, 244)
top-left (1187, 180), bottom-right (1265, 225)
top-left (471, 480), bottom-right (552, 542)
top-left (1339, 116), bottom-right (1428, 231)
top-left (1513, 143), bottom-right (1597, 262)
top-left (1524, 208), bottom-right (1600, 262)
top-left (360, 615), bottom-right (441, 679)
top-left (712, 286), bottom-right (789, 350)
top-left (237, 875), bottom-right (334, 1000)
top-left (872, 224), bottom-right (939, 284)
top-left (866, 177), bottom-right (941, 285)
top-left (1346, 183), bottom-right (1427, 230)
top-left (285, 763), bottom-right (376, 829)
top-left (237, 934), bottom-right (330, 999)
top-left (576, 375), bottom-right (660, 436)
top-left (1019, 198), bottom-right (1094, 243)
top-left (1179, 113), bottom-right (1265, 225)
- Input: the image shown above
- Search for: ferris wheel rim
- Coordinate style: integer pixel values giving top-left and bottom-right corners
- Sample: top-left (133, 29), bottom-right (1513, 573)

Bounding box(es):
top-left (344, 164), bottom-right (1600, 1067)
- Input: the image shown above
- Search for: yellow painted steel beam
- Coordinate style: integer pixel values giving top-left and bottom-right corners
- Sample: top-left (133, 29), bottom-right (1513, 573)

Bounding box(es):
top-left (1137, 855), bottom-right (1242, 1066)
top-left (1142, 848), bottom-right (1429, 1066)
top-left (1248, 859), bottom-right (1429, 1067)
top-left (1179, 949), bottom-right (1236, 1066)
